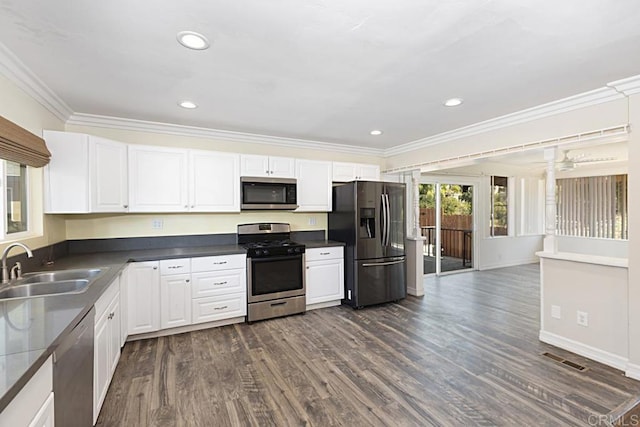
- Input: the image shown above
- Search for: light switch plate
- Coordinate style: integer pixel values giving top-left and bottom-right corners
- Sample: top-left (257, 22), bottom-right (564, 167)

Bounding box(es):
top-left (151, 219), bottom-right (163, 229)
top-left (551, 305), bottom-right (561, 319)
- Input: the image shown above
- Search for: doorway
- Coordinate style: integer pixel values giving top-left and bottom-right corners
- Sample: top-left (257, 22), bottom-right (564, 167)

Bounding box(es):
top-left (420, 182), bottom-right (474, 275)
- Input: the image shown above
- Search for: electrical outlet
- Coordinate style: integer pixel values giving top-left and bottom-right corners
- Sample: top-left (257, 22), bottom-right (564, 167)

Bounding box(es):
top-left (551, 305), bottom-right (561, 319)
top-left (308, 216), bottom-right (317, 226)
top-left (577, 311), bottom-right (589, 327)
top-left (151, 219), bottom-right (163, 229)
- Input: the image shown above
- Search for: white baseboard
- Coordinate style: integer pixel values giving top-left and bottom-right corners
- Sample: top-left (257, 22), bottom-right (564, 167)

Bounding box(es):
top-left (626, 362), bottom-right (640, 380)
top-left (306, 300), bottom-right (342, 311)
top-left (127, 316), bottom-right (245, 341)
top-left (407, 286), bottom-right (425, 297)
top-left (480, 257), bottom-right (540, 271)
top-left (539, 330), bottom-right (628, 371)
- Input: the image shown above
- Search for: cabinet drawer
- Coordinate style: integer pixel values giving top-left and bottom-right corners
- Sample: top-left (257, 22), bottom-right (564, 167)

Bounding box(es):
top-left (191, 254), bottom-right (246, 272)
top-left (191, 270), bottom-right (245, 298)
top-left (159, 258), bottom-right (191, 275)
top-left (305, 246), bottom-right (343, 262)
top-left (192, 293), bottom-right (247, 324)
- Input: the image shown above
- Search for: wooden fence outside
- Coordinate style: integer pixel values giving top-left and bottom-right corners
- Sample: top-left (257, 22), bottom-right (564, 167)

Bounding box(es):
top-left (420, 208), bottom-right (473, 261)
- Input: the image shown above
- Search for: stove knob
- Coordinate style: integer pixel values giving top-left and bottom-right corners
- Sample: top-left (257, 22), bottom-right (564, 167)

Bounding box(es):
top-left (295, 247), bottom-right (302, 253)
top-left (254, 249), bottom-right (262, 256)
top-left (263, 249), bottom-right (270, 256)
top-left (287, 248), bottom-right (294, 254)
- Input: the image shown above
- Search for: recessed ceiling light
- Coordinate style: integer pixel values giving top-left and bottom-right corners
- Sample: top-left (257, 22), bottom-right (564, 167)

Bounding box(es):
top-left (179, 100), bottom-right (198, 109)
top-left (176, 31), bottom-right (210, 50)
top-left (444, 98), bottom-right (463, 107)
top-left (370, 130), bottom-right (383, 136)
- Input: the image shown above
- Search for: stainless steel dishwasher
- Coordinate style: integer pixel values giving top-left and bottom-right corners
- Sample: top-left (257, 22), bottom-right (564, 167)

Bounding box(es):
top-left (53, 307), bottom-right (95, 427)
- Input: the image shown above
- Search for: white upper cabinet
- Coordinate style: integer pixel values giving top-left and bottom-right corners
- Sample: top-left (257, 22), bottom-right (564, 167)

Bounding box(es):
top-left (332, 162), bottom-right (380, 182)
top-left (241, 154), bottom-right (295, 178)
top-left (128, 145), bottom-right (189, 212)
top-left (44, 130), bottom-right (128, 213)
top-left (295, 159), bottom-right (332, 212)
top-left (91, 136), bottom-right (129, 212)
top-left (189, 150), bottom-right (240, 212)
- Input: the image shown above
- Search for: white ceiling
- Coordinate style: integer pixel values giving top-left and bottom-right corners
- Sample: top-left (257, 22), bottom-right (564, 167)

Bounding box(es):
top-left (1, 0), bottom-right (640, 150)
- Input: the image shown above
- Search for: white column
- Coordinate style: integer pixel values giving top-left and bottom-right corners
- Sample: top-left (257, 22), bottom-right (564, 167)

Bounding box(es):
top-left (406, 170), bottom-right (425, 296)
top-left (543, 147), bottom-right (557, 253)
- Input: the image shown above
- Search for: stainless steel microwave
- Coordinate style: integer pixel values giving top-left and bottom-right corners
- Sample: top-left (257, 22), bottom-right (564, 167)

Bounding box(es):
top-left (240, 177), bottom-right (298, 210)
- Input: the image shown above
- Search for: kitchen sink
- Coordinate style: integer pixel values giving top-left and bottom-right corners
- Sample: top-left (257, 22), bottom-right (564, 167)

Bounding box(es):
top-left (20, 268), bottom-right (103, 284)
top-left (0, 279), bottom-right (90, 299)
top-left (0, 268), bottom-right (106, 301)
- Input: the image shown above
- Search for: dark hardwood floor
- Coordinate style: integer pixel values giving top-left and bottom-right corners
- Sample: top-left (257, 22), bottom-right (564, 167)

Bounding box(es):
top-left (97, 264), bottom-right (640, 426)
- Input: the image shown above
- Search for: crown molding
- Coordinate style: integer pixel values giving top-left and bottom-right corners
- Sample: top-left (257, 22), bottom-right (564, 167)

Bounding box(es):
top-left (66, 113), bottom-right (384, 156)
top-left (384, 86), bottom-right (626, 157)
top-left (0, 43), bottom-right (73, 122)
top-left (608, 75), bottom-right (640, 96)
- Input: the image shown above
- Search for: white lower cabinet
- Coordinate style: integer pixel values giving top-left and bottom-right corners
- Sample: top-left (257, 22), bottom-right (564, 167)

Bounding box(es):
top-left (160, 258), bottom-right (192, 329)
top-left (127, 261), bottom-right (160, 335)
top-left (305, 246), bottom-right (344, 307)
top-left (192, 292), bottom-right (247, 324)
top-left (0, 356), bottom-right (54, 426)
top-left (127, 254), bottom-right (247, 337)
top-left (191, 254), bottom-right (246, 324)
top-left (94, 277), bottom-right (121, 424)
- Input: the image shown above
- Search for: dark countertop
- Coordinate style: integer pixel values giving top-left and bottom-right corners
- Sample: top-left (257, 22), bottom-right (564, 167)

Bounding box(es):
top-left (0, 244), bottom-right (246, 413)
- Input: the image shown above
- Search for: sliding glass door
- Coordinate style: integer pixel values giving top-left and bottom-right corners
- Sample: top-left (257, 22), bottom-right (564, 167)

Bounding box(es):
top-left (420, 182), bottom-right (474, 275)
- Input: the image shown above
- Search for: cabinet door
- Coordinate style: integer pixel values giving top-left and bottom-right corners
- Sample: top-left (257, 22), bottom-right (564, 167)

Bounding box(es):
top-left (358, 164), bottom-right (380, 180)
top-left (127, 261), bottom-right (160, 334)
top-left (94, 310), bottom-right (110, 422)
top-left (160, 274), bottom-right (192, 329)
top-left (306, 259), bottom-right (344, 305)
top-left (43, 130), bottom-right (90, 213)
top-left (108, 297), bottom-right (121, 376)
top-left (28, 392), bottom-right (54, 427)
top-left (189, 150), bottom-right (240, 212)
top-left (295, 159), bottom-right (332, 212)
top-left (268, 156), bottom-right (295, 178)
top-left (191, 269), bottom-right (245, 298)
top-left (119, 270), bottom-right (128, 347)
top-left (192, 292), bottom-right (247, 324)
top-left (128, 145), bottom-right (189, 212)
top-left (240, 154), bottom-right (270, 177)
top-left (90, 136), bottom-right (128, 212)
top-left (332, 162), bottom-right (357, 182)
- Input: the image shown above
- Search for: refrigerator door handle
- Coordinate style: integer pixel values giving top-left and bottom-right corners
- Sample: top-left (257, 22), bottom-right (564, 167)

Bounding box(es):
top-left (381, 193), bottom-right (387, 247)
top-left (362, 259), bottom-right (405, 267)
top-left (385, 193), bottom-right (391, 247)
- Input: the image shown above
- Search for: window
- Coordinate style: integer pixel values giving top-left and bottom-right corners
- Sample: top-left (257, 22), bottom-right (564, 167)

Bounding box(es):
top-left (1, 160), bottom-right (29, 238)
top-left (556, 174), bottom-right (628, 239)
top-left (490, 176), bottom-right (508, 236)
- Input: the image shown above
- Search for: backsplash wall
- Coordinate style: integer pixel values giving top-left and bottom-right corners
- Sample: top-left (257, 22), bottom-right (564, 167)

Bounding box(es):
top-left (63, 211), bottom-right (328, 240)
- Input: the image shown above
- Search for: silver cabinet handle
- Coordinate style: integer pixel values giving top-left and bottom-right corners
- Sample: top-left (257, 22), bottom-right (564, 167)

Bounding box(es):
top-left (185, 279), bottom-right (190, 283)
top-left (153, 266), bottom-right (158, 270)
top-left (213, 261), bottom-right (227, 265)
top-left (320, 252), bottom-right (330, 255)
top-left (213, 305), bottom-right (228, 311)
top-left (362, 259), bottom-right (405, 267)
top-left (168, 265), bottom-right (183, 269)
top-left (123, 204), bottom-right (128, 208)
top-left (213, 281), bottom-right (227, 286)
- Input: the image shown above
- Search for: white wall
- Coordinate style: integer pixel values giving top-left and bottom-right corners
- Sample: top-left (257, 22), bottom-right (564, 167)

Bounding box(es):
top-left (0, 74), bottom-right (66, 252)
top-left (540, 257), bottom-right (629, 369)
top-left (627, 93), bottom-right (640, 379)
top-left (556, 236), bottom-right (628, 258)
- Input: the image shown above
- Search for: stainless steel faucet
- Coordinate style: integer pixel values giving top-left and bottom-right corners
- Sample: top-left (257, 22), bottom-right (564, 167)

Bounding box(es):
top-left (1, 242), bottom-right (33, 284)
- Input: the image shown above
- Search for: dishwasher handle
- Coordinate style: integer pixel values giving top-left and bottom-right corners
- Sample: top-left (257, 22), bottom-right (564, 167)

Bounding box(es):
top-left (53, 307), bottom-right (94, 363)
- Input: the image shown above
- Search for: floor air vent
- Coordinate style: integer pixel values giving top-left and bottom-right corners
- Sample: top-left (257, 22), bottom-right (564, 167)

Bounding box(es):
top-left (542, 352), bottom-right (587, 372)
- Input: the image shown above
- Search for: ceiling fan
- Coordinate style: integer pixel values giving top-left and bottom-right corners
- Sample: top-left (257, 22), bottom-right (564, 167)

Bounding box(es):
top-left (555, 150), bottom-right (616, 171)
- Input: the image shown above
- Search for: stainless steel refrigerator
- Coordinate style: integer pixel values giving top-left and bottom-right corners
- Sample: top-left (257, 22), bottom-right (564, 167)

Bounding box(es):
top-left (329, 181), bottom-right (406, 308)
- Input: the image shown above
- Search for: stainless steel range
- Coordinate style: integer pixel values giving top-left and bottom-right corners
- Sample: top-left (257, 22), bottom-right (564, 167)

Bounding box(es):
top-left (238, 223), bottom-right (306, 322)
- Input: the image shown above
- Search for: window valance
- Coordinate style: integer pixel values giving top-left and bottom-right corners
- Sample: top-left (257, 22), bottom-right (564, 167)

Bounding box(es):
top-left (0, 115), bottom-right (50, 167)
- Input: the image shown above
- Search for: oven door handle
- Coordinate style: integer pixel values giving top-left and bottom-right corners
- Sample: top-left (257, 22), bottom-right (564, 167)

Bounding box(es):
top-left (250, 254), bottom-right (303, 262)
top-left (362, 259), bottom-right (405, 267)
